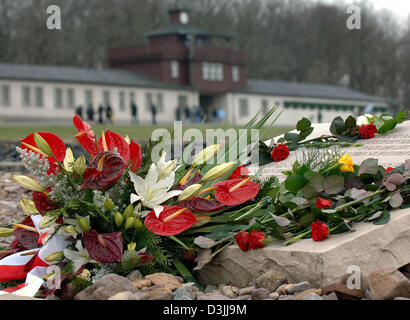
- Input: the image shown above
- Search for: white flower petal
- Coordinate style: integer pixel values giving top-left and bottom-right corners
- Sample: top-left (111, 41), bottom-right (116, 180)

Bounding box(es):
top-left (153, 206), bottom-right (164, 218)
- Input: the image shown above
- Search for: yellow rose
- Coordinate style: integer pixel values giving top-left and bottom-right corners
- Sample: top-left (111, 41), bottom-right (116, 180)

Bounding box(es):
top-left (338, 154), bottom-right (354, 173)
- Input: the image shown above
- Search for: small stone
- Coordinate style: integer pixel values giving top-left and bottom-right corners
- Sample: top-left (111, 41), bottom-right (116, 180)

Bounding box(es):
top-left (127, 270), bottom-right (143, 281)
top-left (278, 295), bottom-right (296, 300)
top-left (287, 281), bottom-right (310, 294)
top-left (303, 293), bottom-right (324, 300)
top-left (275, 283), bottom-right (290, 295)
top-left (173, 283), bottom-right (197, 300)
top-left (255, 270), bottom-right (286, 292)
top-left (133, 279), bottom-right (152, 290)
top-left (295, 289), bottom-right (322, 300)
top-left (222, 286), bottom-right (238, 298)
top-left (175, 276), bottom-right (185, 284)
top-left (197, 294), bottom-right (232, 300)
top-left (238, 286), bottom-right (255, 296)
top-left (322, 283), bottom-right (364, 300)
top-left (108, 291), bottom-right (142, 300)
top-left (323, 292), bottom-right (339, 300)
top-left (369, 269), bottom-right (410, 300)
top-left (145, 273), bottom-right (182, 291)
top-left (269, 292), bottom-right (279, 300)
top-left (231, 286), bottom-right (240, 295)
top-left (205, 285), bottom-right (218, 293)
top-left (251, 288), bottom-right (270, 300)
top-left (141, 284), bottom-right (173, 300)
top-left (235, 295), bottom-right (251, 300)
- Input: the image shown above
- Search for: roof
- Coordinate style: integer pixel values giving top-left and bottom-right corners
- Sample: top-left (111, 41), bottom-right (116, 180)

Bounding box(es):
top-left (145, 23), bottom-right (232, 40)
top-left (0, 63), bottom-right (194, 91)
top-left (235, 79), bottom-right (388, 103)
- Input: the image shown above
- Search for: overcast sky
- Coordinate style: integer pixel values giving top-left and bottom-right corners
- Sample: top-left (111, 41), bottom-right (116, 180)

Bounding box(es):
top-left (320, 0), bottom-right (410, 21)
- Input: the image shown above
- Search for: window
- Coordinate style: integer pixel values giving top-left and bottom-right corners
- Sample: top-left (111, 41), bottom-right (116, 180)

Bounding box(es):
top-left (22, 86), bottom-right (30, 106)
top-left (261, 99), bottom-right (268, 115)
top-left (129, 92), bottom-right (135, 103)
top-left (54, 88), bottom-right (63, 108)
top-left (103, 91), bottom-right (110, 106)
top-left (170, 60), bottom-right (179, 78)
top-left (1, 85), bottom-right (10, 106)
top-left (119, 91), bottom-right (125, 111)
top-left (145, 93), bottom-right (152, 111)
top-left (35, 87), bottom-right (43, 107)
top-left (156, 93), bottom-right (163, 112)
top-left (232, 66), bottom-right (239, 82)
top-left (67, 89), bottom-right (74, 109)
top-left (202, 62), bottom-right (224, 81)
top-left (239, 99), bottom-right (248, 117)
top-left (85, 90), bottom-right (93, 107)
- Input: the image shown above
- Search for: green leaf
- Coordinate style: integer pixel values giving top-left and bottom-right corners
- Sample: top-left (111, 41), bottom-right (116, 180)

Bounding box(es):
top-left (299, 213), bottom-right (315, 226)
top-left (169, 236), bottom-right (189, 250)
top-left (309, 173), bottom-right (325, 192)
top-left (302, 185), bottom-right (316, 199)
top-left (330, 116), bottom-right (346, 135)
top-left (395, 112), bottom-right (408, 124)
top-left (344, 115), bottom-right (356, 129)
top-left (373, 210), bottom-right (390, 225)
top-left (296, 118), bottom-right (311, 131)
top-left (173, 259), bottom-right (203, 291)
top-left (324, 175), bottom-right (344, 194)
top-left (359, 158), bottom-right (379, 176)
top-left (285, 175), bottom-right (308, 193)
top-left (372, 116), bottom-right (384, 130)
top-left (377, 119), bottom-right (397, 134)
top-left (337, 134), bottom-right (356, 143)
top-left (389, 191), bottom-right (403, 208)
top-left (299, 127), bottom-right (314, 140)
top-left (284, 132), bottom-right (299, 142)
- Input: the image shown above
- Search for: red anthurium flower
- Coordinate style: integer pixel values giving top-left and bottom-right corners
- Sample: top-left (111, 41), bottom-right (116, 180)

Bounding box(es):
top-left (97, 130), bottom-right (130, 162)
top-left (359, 123), bottom-right (377, 139)
top-left (177, 172), bottom-right (203, 190)
top-left (236, 232), bottom-right (251, 252)
top-left (385, 167), bottom-right (394, 173)
top-left (129, 140), bottom-right (142, 172)
top-left (229, 165), bottom-right (249, 180)
top-left (213, 178), bottom-right (260, 206)
top-left (249, 231), bottom-right (265, 249)
top-left (20, 132), bottom-right (66, 175)
top-left (144, 205), bottom-right (197, 236)
top-left (137, 251), bottom-right (155, 264)
top-left (271, 144), bottom-right (290, 162)
top-left (178, 197), bottom-right (225, 213)
top-left (73, 115), bottom-right (98, 156)
top-left (311, 220), bottom-right (329, 242)
top-left (32, 191), bottom-right (60, 213)
top-left (82, 151), bottom-right (126, 190)
top-left (316, 197), bottom-right (332, 209)
top-left (12, 216), bottom-right (39, 250)
top-left (82, 230), bottom-right (123, 263)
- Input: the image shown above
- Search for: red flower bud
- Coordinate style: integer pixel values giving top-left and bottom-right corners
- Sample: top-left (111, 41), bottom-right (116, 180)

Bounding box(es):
top-left (271, 144), bottom-right (290, 162)
top-left (316, 197), bottom-right (332, 209)
top-left (359, 123), bottom-right (377, 139)
top-left (311, 220), bottom-right (329, 242)
top-left (385, 167), bottom-right (393, 173)
top-left (236, 232), bottom-right (251, 252)
top-left (249, 230), bottom-right (265, 249)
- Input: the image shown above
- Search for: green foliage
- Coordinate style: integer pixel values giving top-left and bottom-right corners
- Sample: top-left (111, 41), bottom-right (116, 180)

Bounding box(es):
top-left (70, 275), bottom-right (93, 292)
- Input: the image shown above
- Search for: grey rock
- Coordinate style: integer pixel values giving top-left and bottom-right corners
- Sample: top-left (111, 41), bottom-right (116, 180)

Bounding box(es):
top-left (323, 292), bottom-right (339, 300)
top-left (45, 294), bottom-right (61, 300)
top-left (235, 295), bottom-right (251, 300)
top-left (255, 270), bottom-right (286, 292)
top-left (251, 288), bottom-right (270, 300)
top-left (197, 294), bottom-right (232, 300)
top-left (279, 295), bottom-right (296, 300)
top-left (74, 274), bottom-right (138, 300)
top-left (269, 292), bottom-right (279, 300)
top-left (239, 286), bottom-right (255, 296)
top-left (108, 291), bottom-right (146, 300)
top-left (173, 283), bottom-right (198, 300)
top-left (222, 286), bottom-right (238, 298)
top-left (141, 284), bottom-right (173, 300)
top-left (287, 281), bottom-right (311, 294)
top-left (369, 269), bottom-right (410, 300)
top-left (205, 285), bottom-right (218, 293)
top-left (127, 270), bottom-right (143, 281)
top-left (303, 293), bottom-right (324, 300)
top-left (175, 276), bottom-right (185, 284)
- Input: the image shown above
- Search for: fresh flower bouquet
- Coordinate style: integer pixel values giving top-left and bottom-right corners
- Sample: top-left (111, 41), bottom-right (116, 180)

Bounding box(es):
top-left (0, 108), bottom-right (408, 298)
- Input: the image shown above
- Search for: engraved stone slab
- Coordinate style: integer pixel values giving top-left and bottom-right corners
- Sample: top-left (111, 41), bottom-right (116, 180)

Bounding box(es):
top-left (199, 121), bottom-right (410, 288)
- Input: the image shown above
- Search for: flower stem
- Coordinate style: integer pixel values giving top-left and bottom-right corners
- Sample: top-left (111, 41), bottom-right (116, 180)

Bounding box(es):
top-left (334, 189), bottom-right (386, 212)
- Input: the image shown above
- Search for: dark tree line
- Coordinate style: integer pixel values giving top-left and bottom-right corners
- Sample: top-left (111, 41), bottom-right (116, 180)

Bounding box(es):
top-left (0, 0), bottom-right (409, 110)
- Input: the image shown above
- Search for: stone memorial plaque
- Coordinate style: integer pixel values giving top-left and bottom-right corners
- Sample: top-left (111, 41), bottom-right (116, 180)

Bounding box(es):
top-left (199, 121), bottom-right (410, 289)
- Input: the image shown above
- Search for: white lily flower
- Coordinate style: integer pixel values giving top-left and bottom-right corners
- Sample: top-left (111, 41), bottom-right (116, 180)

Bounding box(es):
top-left (63, 240), bottom-right (96, 273)
top-left (156, 151), bottom-right (178, 180)
top-left (129, 163), bottom-right (182, 210)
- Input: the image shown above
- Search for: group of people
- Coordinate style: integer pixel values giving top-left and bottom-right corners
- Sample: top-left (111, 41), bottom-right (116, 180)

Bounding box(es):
top-left (175, 105), bottom-right (206, 124)
top-left (75, 104), bottom-right (114, 124)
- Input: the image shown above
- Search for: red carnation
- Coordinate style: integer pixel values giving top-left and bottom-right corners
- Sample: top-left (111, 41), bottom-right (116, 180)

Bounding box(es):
top-left (236, 232), bottom-right (251, 252)
top-left (249, 231), bottom-right (265, 249)
top-left (229, 165), bottom-right (249, 180)
top-left (385, 167), bottom-right (394, 173)
top-left (271, 144), bottom-right (290, 162)
top-left (359, 123), bottom-right (377, 139)
top-left (316, 197), bottom-right (332, 209)
top-left (311, 220), bottom-right (329, 242)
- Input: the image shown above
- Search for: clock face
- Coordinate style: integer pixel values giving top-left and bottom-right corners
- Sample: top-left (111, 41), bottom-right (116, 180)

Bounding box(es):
top-left (180, 12), bottom-right (189, 24)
